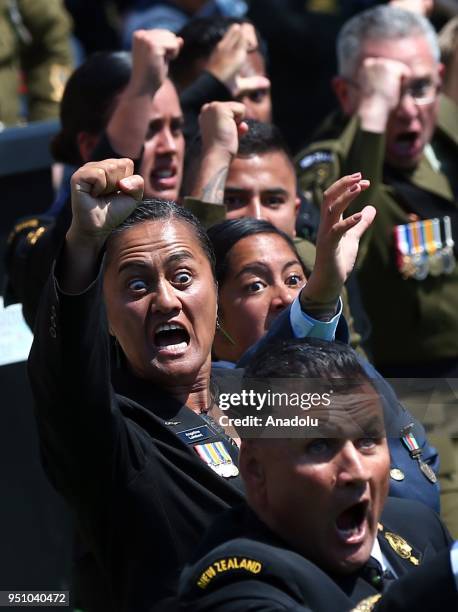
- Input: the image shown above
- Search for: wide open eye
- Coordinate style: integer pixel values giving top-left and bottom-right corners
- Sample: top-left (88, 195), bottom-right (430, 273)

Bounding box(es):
top-left (173, 271), bottom-right (192, 286)
top-left (286, 273), bottom-right (304, 287)
top-left (245, 280), bottom-right (266, 294)
top-left (127, 279), bottom-right (148, 292)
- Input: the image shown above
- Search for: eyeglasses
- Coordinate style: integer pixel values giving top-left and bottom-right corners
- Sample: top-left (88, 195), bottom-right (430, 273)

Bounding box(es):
top-left (400, 78), bottom-right (439, 105)
top-left (346, 77), bottom-right (439, 106)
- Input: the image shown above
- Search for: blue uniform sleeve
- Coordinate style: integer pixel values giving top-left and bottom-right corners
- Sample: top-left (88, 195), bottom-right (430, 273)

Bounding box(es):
top-left (451, 541), bottom-right (458, 590)
top-left (289, 296), bottom-right (342, 340)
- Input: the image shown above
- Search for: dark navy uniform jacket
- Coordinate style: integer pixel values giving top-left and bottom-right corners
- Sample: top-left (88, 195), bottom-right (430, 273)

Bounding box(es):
top-left (237, 305), bottom-right (440, 512)
top-left (178, 497), bottom-right (455, 611)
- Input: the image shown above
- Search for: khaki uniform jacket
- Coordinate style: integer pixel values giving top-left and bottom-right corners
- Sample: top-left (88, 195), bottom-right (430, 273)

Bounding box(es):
top-left (0, 0), bottom-right (72, 126)
top-left (296, 95), bottom-right (458, 368)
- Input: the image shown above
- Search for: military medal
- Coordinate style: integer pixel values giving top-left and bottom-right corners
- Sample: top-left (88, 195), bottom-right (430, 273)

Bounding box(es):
top-left (394, 224), bottom-right (415, 278)
top-left (441, 216), bottom-right (456, 274)
top-left (409, 221), bottom-right (429, 280)
top-left (418, 461), bottom-right (437, 484)
top-left (194, 441), bottom-right (239, 478)
top-left (423, 218), bottom-right (441, 276)
top-left (401, 427), bottom-right (437, 484)
top-left (425, 218), bottom-right (444, 276)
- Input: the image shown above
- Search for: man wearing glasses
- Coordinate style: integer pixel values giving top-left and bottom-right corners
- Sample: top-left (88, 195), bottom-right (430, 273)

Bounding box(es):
top-left (296, 5), bottom-right (458, 537)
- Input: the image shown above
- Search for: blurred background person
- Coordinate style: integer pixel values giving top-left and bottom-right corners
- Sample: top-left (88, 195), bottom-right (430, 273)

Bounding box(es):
top-left (438, 15), bottom-right (458, 105)
top-left (170, 17), bottom-right (271, 150)
top-left (63, 0), bottom-right (127, 56)
top-left (6, 29), bottom-right (185, 329)
top-left (0, 0), bottom-right (73, 128)
top-left (121, 0), bottom-right (247, 48)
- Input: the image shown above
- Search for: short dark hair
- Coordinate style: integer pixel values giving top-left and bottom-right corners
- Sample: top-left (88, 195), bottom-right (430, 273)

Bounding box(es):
top-left (207, 217), bottom-right (305, 285)
top-left (51, 52), bottom-right (132, 165)
top-left (107, 199), bottom-right (216, 278)
top-left (170, 16), bottom-right (263, 86)
top-left (245, 337), bottom-right (370, 385)
top-left (237, 120), bottom-right (293, 163)
top-left (238, 339), bottom-right (380, 433)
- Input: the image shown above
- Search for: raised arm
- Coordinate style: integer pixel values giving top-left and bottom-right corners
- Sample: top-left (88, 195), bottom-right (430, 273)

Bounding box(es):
top-left (62, 158), bottom-right (144, 292)
top-left (105, 29), bottom-right (182, 158)
top-left (190, 101), bottom-right (248, 203)
top-left (342, 57), bottom-right (413, 212)
top-left (28, 159), bottom-right (143, 505)
top-left (300, 173), bottom-right (376, 317)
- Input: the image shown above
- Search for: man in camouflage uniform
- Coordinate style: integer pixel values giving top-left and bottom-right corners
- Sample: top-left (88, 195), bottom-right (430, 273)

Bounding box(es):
top-left (0, 0), bottom-right (73, 127)
top-left (296, 5), bottom-right (458, 535)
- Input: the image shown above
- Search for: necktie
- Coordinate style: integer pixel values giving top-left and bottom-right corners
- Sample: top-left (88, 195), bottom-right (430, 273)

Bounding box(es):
top-left (361, 557), bottom-right (396, 593)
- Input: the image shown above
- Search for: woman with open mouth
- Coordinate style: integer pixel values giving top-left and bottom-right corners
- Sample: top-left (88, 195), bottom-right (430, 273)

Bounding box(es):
top-left (27, 158), bottom-right (415, 611)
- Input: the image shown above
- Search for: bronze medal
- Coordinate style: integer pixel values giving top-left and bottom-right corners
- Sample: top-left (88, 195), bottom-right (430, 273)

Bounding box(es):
top-left (394, 224), bottom-right (415, 279)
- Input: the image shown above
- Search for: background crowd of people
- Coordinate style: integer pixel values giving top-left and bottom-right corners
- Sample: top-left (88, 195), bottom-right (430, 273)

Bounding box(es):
top-left (1, 1), bottom-right (458, 611)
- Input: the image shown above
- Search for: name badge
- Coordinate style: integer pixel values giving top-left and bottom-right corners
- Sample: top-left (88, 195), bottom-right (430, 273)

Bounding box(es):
top-left (177, 425), bottom-right (211, 445)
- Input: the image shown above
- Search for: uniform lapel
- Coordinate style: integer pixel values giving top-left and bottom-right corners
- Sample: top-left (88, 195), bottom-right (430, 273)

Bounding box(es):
top-left (437, 95), bottom-right (458, 148)
top-left (411, 153), bottom-right (455, 202)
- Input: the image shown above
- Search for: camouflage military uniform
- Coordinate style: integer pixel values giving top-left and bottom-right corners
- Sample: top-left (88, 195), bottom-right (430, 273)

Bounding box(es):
top-left (0, 0), bottom-right (73, 126)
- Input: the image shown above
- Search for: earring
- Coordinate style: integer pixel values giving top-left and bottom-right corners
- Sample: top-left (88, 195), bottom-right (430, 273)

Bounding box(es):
top-left (216, 317), bottom-right (236, 346)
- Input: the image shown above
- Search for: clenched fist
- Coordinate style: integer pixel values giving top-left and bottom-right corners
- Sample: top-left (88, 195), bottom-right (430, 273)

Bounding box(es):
top-left (68, 158), bottom-right (144, 249)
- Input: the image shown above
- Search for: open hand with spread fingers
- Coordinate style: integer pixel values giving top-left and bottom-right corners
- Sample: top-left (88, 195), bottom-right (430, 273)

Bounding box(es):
top-left (301, 173), bottom-right (376, 305)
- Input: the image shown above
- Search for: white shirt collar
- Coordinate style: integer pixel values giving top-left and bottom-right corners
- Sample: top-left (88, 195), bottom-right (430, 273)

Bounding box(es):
top-left (371, 536), bottom-right (397, 577)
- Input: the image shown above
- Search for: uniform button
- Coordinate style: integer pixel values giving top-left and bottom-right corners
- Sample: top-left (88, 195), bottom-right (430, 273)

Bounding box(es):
top-left (390, 468), bottom-right (405, 481)
top-left (49, 326), bottom-right (57, 338)
top-left (50, 315), bottom-right (56, 326)
top-left (51, 305), bottom-right (57, 316)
